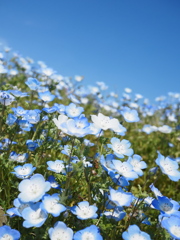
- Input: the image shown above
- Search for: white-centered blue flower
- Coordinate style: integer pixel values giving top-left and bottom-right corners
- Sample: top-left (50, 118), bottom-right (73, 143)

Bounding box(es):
top-left (11, 163), bottom-right (36, 179)
top-left (65, 103), bottom-right (84, 118)
top-left (91, 113), bottom-right (126, 135)
top-left (127, 154), bottom-right (147, 176)
top-left (48, 221), bottom-right (73, 240)
top-left (155, 152), bottom-right (180, 181)
top-left (71, 201), bottom-right (98, 220)
top-left (103, 208), bottom-right (126, 221)
top-left (22, 202), bottom-right (48, 228)
top-left (152, 196), bottom-right (180, 216)
top-left (158, 125), bottom-right (172, 133)
top-left (161, 215), bottom-right (180, 240)
top-left (7, 198), bottom-right (32, 217)
top-left (0, 225), bottom-right (20, 240)
top-left (109, 187), bottom-right (134, 207)
top-left (108, 137), bottom-right (133, 158)
top-left (47, 160), bottom-right (66, 174)
top-left (74, 225), bottom-right (103, 240)
top-left (112, 160), bottom-right (138, 180)
top-left (18, 174), bottom-right (51, 202)
top-left (121, 107), bottom-right (140, 122)
top-left (122, 225), bottom-right (151, 240)
top-left (41, 194), bottom-right (66, 217)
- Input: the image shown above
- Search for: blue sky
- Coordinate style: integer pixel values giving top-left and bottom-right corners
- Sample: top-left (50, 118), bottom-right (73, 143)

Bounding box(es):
top-left (0, 0), bottom-right (180, 102)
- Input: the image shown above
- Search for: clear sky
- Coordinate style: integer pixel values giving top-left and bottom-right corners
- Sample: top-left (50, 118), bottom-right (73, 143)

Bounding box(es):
top-left (0, 0), bottom-right (180, 102)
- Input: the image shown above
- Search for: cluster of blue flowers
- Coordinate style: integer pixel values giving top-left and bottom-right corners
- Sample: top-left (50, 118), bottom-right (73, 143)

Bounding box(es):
top-left (0, 48), bottom-right (180, 239)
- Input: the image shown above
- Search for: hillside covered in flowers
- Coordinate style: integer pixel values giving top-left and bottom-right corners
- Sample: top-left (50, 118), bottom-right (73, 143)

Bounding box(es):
top-left (0, 48), bottom-right (180, 240)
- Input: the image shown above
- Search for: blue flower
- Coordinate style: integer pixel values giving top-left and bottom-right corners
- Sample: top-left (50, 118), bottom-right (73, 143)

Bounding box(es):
top-left (47, 175), bottom-right (60, 189)
top-left (43, 106), bottom-right (58, 113)
top-left (7, 198), bottom-right (33, 217)
top-left (0, 225), bottom-right (20, 240)
top-left (11, 163), bottom-right (36, 179)
top-left (48, 221), bottom-right (73, 240)
top-left (108, 187), bottom-right (134, 207)
top-left (25, 77), bottom-right (41, 91)
top-left (12, 106), bottom-right (27, 117)
top-left (9, 151), bottom-right (28, 163)
top-left (161, 215), bottom-right (180, 239)
top-left (18, 120), bottom-right (33, 131)
top-left (41, 193), bottom-right (66, 217)
top-left (22, 202), bottom-right (48, 228)
top-left (47, 160), bottom-right (66, 174)
top-left (103, 208), bottom-right (126, 221)
top-left (155, 152), bottom-right (180, 181)
top-left (152, 196), bottom-right (180, 216)
top-left (108, 137), bottom-right (134, 158)
top-left (0, 91), bottom-right (15, 106)
top-left (38, 90), bottom-right (55, 102)
top-left (26, 140), bottom-right (39, 151)
top-left (71, 201), bottom-right (98, 220)
top-left (112, 160), bottom-right (138, 180)
top-left (6, 113), bottom-right (17, 126)
top-left (23, 109), bottom-right (41, 124)
top-left (127, 154), bottom-right (147, 176)
top-left (65, 103), bottom-right (84, 118)
top-left (122, 225), bottom-right (151, 240)
top-left (18, 174), bottom-right (51, 202)
top-left (121, 107), bottom-right (140, 122)
top-left (74, 225), bottom-right (103, 240)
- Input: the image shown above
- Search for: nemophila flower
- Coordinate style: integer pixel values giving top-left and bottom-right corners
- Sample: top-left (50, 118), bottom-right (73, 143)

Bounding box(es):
top-left (25, 77), bottom-right (41, 90)
top-left (6, 113), bottom-right (17, 126)
top-left (158, 125), bottom-right (172, 133)
top-left (0, 138), bottom-right (16, 150)
top-left (26, 140), bottom-right (39, 151)
top-left (161, 215), bottom-right (180, 240)
top-left (151, 196), bottom-right (180, 216)
top-left (122, 225), bottom-right (151, 240)
top-left (53, 114), bottom-right (69, 133)
top-left (43, 105), bottom-right (58, 113)
top-left (74, 225), bottom-right (103, 240)
top-left (60, 118), bottom-right (92, 138)
top-left (41, 194), bottom-right (66, 217)
top-left (112, 160), bottom-right (138, 180)
top-left (108, 137), bottom-right (134, 158)
top-left (48, 221), bottom-right (73, 240)
top-left (8, 89), bottom-right (28, 97)
top-left (155, 152), bottom-right (180, 181)
top-left (108, 187), bottom-right (134, 207)
top-left (71, 201), bottom-right (98, 220)
top-left (11, 163), bottom-right (36, 179)
top-left (47, 175), bottom-right (60, 189)
top-left (18, 119), bottom-right (33, 131)
top-left (121, 106), bottom-right (140, 122)
top-left (65, 103), bottom-right (84, 118)
top-left (0, 91), bottom-right (15, 106)
top-left (22, 202), bottom-right (48, 228)
top-left (7, 198), bottom-right (32, 217)
top-left (0, 225), bottom-right (20, 240)
top-left (47, 160), bottom-right (66, 174)
top-left (149, 183), bottom-right (163, 198)
top-left (142, 124), bottom-right (158, 134)
top-left (127, 154), bottom-right (147, 176)
top-left (109, 172), bottom-right (129, 187)
top-left (18, 174), bottom-right (51, 202)
top-left (9, 151), bottom-right (28, 163)
top-left (12, 106), bottom-right (27, 117)
top-left (91, 113), bottom-right (126, 135)
top-left (54, 103), bottom-right (66, 114)
top-left (103, 208), bottom-right (126, 221)
top-left (38, 90), bottom-right (55, 102)
top-left (100, 154), bottom-right (116, 174)
top-left (23, 109), bottom-right (41, 124)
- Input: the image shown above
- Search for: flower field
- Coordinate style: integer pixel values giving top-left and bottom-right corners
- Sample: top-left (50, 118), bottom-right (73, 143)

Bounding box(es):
top-left (0, 49), bottom-right (180, 239)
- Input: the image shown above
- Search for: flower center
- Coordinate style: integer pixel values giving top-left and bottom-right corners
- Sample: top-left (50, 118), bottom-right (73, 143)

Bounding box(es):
top-left (0, 234), bottom-right (13, 240)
